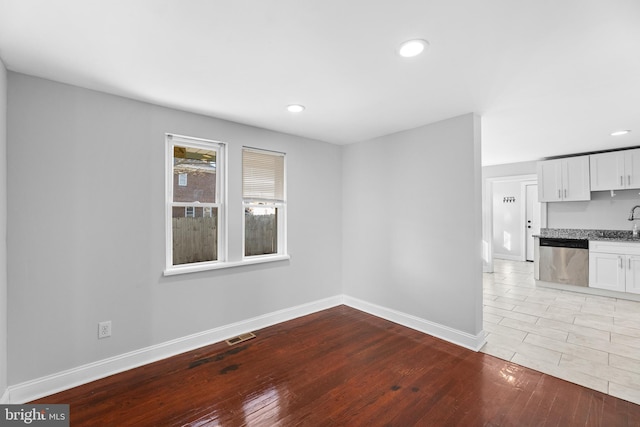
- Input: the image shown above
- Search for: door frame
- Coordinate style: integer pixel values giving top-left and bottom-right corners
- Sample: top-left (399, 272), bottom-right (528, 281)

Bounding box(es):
top-left (483, 174), bottom-right (546, 273)
top-left (521, 180), bottom-right (541, 262)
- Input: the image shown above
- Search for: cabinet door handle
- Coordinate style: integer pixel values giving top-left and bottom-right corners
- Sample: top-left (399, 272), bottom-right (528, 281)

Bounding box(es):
top-left (558, 189), bottom-right (561, 199)
top-left (564, 189), bottom-right (567, 198)
top-left (629, 257), bottom-right (631, 270)
top-left (619, 256), bottom-right (623, 269)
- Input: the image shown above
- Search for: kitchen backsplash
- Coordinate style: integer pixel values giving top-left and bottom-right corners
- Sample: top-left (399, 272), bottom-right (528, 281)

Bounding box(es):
top-left (546, 188), bottom-right (640, 231)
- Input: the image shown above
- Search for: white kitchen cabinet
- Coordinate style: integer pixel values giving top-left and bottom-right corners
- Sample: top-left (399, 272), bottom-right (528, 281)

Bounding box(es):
top-left (590, 148), bottom-right (640, 191)
top-left (589, 241), bottom-right (640, 294)
top-left (589, 251), bottom-right (626, 292)
top-left (627, 256), bottom-right (640, 294)
top-left (537, 156), bottom-right (590, 202)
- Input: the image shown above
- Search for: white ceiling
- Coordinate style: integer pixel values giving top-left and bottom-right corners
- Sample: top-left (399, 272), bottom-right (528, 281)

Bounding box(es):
top-left (1, 0), bottom-right (639, 166)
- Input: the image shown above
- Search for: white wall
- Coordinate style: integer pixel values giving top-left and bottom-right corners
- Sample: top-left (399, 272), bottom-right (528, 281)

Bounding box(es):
top-left (492, 181), bottom-right (524, 260)
top-left (342, 114), bottom-right (483, 336)
top-left (0, 59), bottom-right (7, 401)
top-left (482, 160), bottom-right (537, 179)
top-left (481, 161), bottom-right (538, 270)
top-left (7, 73), bottom-right (343, 385)
top-left (486, 160), bottom-right (640, 232)
top-left (548, 189), bottom-right (640, 230)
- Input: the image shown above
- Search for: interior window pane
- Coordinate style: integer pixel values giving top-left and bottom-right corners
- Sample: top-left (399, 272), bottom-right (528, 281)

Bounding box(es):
top-left (172, 207), bottom-right (218, 264)
top-left (173, 146), bottom-right (217, 203)
top-left (245, 206), bottom-right (277, 256)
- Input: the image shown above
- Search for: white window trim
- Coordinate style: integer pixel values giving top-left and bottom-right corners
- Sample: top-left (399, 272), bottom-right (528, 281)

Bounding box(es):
top-left (163, 138), bottom-right (291, 276)
top-left (163, 254), bottom-right (291, 276)
top-left (164, 133), bottom-right (227, 275)
top-left (242, 147), bottom-right (288, 260)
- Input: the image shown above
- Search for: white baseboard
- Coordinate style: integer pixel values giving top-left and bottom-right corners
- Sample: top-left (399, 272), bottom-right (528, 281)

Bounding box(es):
top-left (493, 253), bottom-right (524, 262)
top-left (7, 294), bottom-right (486, 403)
top-left (7, 295), bottom-right (344, 404)
top-left (343, 296), bottom-right (486, 352)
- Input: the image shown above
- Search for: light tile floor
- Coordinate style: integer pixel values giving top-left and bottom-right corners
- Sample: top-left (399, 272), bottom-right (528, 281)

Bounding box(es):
top-left (482, 259), bottom-right (640, 405)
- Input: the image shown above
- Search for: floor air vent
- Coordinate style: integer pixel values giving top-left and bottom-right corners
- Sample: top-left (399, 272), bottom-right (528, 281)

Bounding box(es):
top-left (226, 332), bottom-right (256, 346)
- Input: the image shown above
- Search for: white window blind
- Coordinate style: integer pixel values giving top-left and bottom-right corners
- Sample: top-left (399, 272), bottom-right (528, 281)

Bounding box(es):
top-left (242, 148), bottom-right (285, 202)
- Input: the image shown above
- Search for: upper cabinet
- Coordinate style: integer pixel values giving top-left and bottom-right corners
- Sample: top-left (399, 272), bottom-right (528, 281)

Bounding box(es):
top-left (590, 148), bottom-right (640, 191)
top-left (537, 156), bottom-right (591, 202)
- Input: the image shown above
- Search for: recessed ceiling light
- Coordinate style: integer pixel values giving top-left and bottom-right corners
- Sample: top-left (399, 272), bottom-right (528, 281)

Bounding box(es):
top-left (398, 39), bottom-right (429, 58)
top-left (611, 130), bottom-right (631, 136)
top-left (287, 104), bottom-right (305, 113)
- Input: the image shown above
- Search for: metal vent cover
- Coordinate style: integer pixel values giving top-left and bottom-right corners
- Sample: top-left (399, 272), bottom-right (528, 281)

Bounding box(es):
top-left (226, 332), bottom-right (256, 346)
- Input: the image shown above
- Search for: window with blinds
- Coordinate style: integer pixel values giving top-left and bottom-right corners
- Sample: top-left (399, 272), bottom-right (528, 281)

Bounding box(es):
top-left (242, 148), bottom-right (286, 257)
top-left (242, 149), bottom-right (285, 202)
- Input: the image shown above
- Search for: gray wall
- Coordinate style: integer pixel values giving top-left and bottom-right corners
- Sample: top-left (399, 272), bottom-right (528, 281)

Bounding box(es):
top-left (0, 59), bottom-right (7, 399)
top-left (548, 189), bottom-right (640, 230)
top-left (7, 73), bottom-right (343, 384)
top-left (342, 114), bottom-right (483, 335)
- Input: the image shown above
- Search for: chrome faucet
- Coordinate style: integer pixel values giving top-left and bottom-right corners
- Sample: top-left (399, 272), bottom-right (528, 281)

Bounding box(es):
top-left (629, 205), bottom-right (640, 221)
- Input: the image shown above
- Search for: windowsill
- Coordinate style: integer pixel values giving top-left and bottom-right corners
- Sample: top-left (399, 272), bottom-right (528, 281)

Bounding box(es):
top-left (163, 254), bottom-right (291, 276)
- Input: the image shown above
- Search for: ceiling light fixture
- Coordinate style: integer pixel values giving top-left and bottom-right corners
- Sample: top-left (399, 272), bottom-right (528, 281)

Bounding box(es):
top-left (287, 104), bottom-right (305, 113)
top-left (611, 130), bottom-right (631, 136)
top-left (398, 39), bottom-right (429, 58)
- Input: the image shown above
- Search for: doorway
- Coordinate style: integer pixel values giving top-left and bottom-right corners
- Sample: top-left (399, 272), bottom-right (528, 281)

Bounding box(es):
top-left (483, 174), bottom-right (545, 272)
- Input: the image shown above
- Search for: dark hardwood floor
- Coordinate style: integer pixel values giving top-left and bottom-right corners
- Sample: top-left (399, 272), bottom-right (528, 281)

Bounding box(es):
top-left (32, 305), bottom-right (640, 426)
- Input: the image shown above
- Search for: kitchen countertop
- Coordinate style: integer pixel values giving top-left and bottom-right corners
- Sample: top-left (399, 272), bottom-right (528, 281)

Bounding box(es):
top-left (536, 228), bottom-right (640, 242)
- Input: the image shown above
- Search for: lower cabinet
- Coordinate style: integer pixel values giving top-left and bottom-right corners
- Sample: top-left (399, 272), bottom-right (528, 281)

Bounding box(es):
top-left (589, 241), bottom-right (640, 294)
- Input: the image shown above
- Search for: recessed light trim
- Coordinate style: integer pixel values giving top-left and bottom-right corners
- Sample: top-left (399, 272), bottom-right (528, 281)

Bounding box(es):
top-left (611, 130), bottom-right (631, 136)
top-left (398, 39), bottom-right (429, 58)
top-left (287, 104), bottom-right (305, 113)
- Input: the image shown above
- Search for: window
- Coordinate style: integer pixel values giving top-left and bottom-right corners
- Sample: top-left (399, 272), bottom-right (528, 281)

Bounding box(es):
top-left (242, 148), bottom-right (286, 258)
top-left (166, 134), bottom-right (225, 272)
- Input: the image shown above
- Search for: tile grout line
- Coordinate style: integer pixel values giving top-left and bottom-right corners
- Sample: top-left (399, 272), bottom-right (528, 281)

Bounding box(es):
top-left (483, 260), bottom-right (640, 404)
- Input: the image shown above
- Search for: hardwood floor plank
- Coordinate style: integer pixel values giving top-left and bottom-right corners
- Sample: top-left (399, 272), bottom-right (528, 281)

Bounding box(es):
top-left (525, 375), bottom-right (563, 427)
top-left (30, 306), bottom-right (640, 426)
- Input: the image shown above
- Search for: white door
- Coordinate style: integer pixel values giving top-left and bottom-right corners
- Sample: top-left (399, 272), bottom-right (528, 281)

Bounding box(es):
top-left (525, 184), bottom-right (540, 261)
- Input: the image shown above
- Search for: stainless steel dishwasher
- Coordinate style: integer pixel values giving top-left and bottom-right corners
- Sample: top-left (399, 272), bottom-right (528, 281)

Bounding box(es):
top-left (538, 238), bottom-right (589, 286)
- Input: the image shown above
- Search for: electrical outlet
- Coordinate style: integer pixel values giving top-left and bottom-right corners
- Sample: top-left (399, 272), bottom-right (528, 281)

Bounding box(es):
top-left (98, 321), bottom-right (112, 339)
